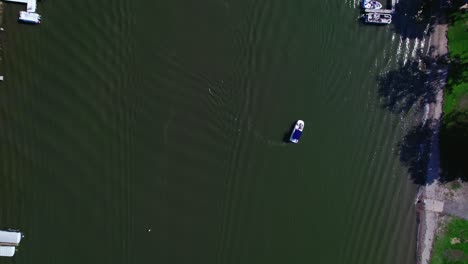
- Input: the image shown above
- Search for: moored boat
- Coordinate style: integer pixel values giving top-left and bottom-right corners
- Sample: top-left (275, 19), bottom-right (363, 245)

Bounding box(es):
top-left (0, 230), bottom-right (23, 258)
top-left (18, 11), bottom-right (41, 24)
top-left (289, 120), bottom-right (304, 143)
top-left (0, 230), bottom-right (23, 246)
top-left (362, 0), bottom-right (383, 9)
top-left (364, 13), bottom-right (392, 24)
top-left (0, 246), bottom-right (15, 257)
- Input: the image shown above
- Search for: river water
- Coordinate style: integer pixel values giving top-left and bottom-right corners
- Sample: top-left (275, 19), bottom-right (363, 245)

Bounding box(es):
top-left (0, 0), bottom-right (430, 263)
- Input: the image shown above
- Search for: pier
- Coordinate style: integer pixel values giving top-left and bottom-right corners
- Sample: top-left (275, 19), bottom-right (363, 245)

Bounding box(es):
top-left (364, 8), bottom-right (394, 14)
top-left (4, 0), bottom-right (36, 12)
top-left (3, 0), bottom-right (40, 23)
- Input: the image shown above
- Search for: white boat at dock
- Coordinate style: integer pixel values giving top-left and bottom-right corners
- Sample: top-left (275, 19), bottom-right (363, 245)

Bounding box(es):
top-left (363, 0), bottom-right (383, 9)
top-left (364, 13), bottom-right (392, 24)
top-left (0, 230), bottom-right (24, 257)
top-left (289, 120), bottom-right (304, 144)
top-left (0, 230), bottom-right (23, 246)
top-left (19, 11), bottom-right (41, 24)
top-left (0, 246), bottom-right (16, 257)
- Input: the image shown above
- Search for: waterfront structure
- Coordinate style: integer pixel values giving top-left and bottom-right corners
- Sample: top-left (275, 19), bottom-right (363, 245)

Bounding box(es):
top-left (361, 0), bottom-right (397, 25)
top-left (3, 0), bottom-right (40, 23)
top-left (362, 0), bottom-right (397, 14)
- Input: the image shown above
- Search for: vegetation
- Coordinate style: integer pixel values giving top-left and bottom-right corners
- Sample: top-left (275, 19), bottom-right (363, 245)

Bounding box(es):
top-left (451, 181), bottom-right (461, 190)
top-left (430, 217), bottom-right (468, 264)
top-left (443, 12), bottom-right (468, 115)
top-left (440, 10), bottom-right (468, 181)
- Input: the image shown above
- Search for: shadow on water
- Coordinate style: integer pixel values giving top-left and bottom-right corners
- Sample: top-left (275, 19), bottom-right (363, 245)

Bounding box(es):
top-left (377, 57), bottom-right (438, 115)
top-left (282, 121), bottom-right (296, 143)
top-left (392, 0), bottom-right (435, 39)
top-left (398, 121), bottom-right (435, 184)
top-left (377, 57), bottom-right (446, 184)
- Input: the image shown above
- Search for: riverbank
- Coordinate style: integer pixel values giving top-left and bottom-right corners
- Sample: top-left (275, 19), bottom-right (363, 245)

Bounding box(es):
top-left (416, 5), bottom-right (468, 264)
top-left (415, 8), bottom-right (448, 264)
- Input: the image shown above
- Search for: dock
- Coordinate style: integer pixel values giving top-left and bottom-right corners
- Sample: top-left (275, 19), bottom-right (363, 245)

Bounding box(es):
top-left (4, 0), bottom-right (36, 12)
top-left (364, 8), bottom-right (394, 14)
top-left (3, 0), bottom-right (40, 23)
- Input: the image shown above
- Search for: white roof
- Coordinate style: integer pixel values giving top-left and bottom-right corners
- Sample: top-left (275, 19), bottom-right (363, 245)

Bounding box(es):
top-left (0, 231), bottom-right (22, 245)
top-left (0, 246), bottom-right (15, 257)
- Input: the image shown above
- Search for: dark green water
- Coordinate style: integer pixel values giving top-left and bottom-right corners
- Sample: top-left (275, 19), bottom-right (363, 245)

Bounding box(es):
top-left (0, 0), bottom-right (430, 263)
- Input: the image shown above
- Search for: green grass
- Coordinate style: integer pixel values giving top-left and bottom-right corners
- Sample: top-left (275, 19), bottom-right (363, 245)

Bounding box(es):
top-left (451, 181), bottom-right (461, 190)
top-left (430, 218), bottom-right (468, 264)
top-left (443, 12), bottom-right (468, 116)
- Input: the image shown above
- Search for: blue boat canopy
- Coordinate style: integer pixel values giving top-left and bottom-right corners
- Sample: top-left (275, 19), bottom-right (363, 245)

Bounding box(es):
top-left (292, 130), bottom-right (302, 140)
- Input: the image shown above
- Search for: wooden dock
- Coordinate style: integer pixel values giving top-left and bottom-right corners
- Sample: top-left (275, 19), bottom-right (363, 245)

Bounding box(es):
top-left (364, 8), bottom-right (394, 14)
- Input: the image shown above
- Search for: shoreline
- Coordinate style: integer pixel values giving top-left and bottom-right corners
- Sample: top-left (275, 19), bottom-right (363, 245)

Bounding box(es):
top-left (415, 9), bottom-right (448, 264)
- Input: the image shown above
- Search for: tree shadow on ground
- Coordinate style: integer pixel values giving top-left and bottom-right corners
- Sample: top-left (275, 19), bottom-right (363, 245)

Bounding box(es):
top-left (392, 0), bottom-right (435, 40)
top-left (282, 121), bottom-right (296, 143)
top-left (445, 55), bottom-right (468, 94)
top-left (398, 121), bottom-right (435, 184)
top-left (377, 58), bottom-right (438, 114)
top-left (440, 111), bottom-right (468, 182)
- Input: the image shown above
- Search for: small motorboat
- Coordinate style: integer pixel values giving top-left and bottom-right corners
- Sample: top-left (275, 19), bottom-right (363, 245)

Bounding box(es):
top-left (364, 13), bottom-right (392, 24)
top-left (289, 120), bottom-right (304, 144)
top-left (363, 0), bottom-right (383, 9)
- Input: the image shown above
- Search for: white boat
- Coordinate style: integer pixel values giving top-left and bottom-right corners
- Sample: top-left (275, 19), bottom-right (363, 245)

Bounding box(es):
top-left (364, 13), bottom-right (392, 24)
top-left (0, 246), bottom-right (16, 257)
top-left (0, 230), bottom-right (22, 246)
top-left (363, 0), bottom-right (383, 9)
top-left (18, 11), bottom-right (41, 24)
top-left (289, 120), bottom-right (304, 143)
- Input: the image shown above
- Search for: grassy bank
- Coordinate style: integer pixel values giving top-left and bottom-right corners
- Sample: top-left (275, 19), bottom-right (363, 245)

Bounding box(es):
top-left (443, 11), bottom-right (468, 115)
top-left (430, 217), bottom-right (468, 264)
top-left (440, 10), bottom-right (468, 181)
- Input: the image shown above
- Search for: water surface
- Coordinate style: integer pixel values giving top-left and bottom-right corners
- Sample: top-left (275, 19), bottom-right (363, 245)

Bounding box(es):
top-left (0, 0), bottom-right (429, 263)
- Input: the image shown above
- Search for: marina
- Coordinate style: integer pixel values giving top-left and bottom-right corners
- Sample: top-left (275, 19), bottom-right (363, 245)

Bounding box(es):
top-left (362, 0), bottom-right (398, 24)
